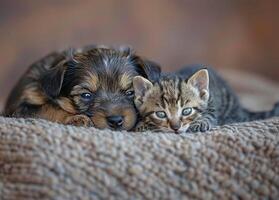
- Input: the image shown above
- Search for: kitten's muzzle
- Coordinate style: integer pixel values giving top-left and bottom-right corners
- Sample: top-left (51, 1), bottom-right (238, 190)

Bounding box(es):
top-left (106, 115), bottom-right (124, 129)
top-left (170, 122), bottom-right (181, 134)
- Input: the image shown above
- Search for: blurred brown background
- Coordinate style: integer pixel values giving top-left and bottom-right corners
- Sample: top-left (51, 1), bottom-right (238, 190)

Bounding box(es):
top-left (1, 0), bottom-right (279, 111)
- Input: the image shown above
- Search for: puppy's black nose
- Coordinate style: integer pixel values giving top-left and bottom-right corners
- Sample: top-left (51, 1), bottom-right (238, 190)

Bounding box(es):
top-left (107, 115), bottom-right (124, 129)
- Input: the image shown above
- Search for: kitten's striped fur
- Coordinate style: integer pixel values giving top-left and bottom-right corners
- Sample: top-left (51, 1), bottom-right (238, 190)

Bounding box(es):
top-left (133, 65), bottom-right (279, 133)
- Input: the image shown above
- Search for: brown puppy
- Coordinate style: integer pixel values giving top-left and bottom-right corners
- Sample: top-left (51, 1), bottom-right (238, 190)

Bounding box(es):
top-left (4, 45), bottom-right (161, 130)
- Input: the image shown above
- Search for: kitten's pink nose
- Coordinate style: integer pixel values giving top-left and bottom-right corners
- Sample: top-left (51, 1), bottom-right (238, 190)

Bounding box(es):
top-left (170, 124), bottom-right (181, 133)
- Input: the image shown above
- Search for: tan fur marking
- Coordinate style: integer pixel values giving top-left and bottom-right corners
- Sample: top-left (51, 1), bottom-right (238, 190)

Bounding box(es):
top-left (70, 85), bottom-right (91, 96)
top-left (120, 73), bottom-right (132, 89)
top-left (22, 85), bottom-right (47, 105)
top-left (38, 104), bottom-right (72, 123)
top-left (56, 97), bottom-right (77, 114)
top-left (91, 111), bottom-right (107, 129)
top-left (84, 72), bottom-right (99, 92)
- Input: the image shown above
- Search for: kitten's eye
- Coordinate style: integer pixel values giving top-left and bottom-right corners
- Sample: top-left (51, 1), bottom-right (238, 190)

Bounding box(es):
top-left (125, 90), bottom-right (134, 97)
top-left (182, 107), bottom-right (192, 116)
top-left (155, 111), bottom-right (167, 119)
top-left (80, 93), bottom-right (93, 101)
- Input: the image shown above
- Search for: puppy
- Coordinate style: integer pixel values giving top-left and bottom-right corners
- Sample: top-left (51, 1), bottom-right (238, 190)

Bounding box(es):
top-left (4, 45), bottom-right (161, 130)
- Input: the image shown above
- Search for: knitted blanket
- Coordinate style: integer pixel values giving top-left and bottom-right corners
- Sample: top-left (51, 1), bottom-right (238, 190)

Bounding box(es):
top-left (0, 116), bottom-right (278, 200)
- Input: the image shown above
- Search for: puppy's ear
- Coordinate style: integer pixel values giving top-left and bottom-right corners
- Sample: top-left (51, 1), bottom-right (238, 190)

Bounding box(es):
top-left (136, 59), bottom-right (161, 82)
top-left (40, 61), bottom-right (66, 99)
top-left (125, 50), bottom-right (161, 81)
top-left (133, 76), bottom-right (153, 97)
top-left (187, 69), bottom-right (209, 101)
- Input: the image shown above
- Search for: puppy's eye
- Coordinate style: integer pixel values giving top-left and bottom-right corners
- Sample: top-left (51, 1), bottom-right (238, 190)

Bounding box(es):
top-left (125, 90), bottom-right (134, 97)
top-left (80, 93), bottom-right (93, 101)
top-left (182, 107), bottom-right (192, 116)
top-left (155, 111), bottom-right (167, 119)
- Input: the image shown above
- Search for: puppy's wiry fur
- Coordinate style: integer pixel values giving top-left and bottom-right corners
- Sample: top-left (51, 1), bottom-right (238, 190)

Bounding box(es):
top-left (4, 45), bottom-right (161, 130)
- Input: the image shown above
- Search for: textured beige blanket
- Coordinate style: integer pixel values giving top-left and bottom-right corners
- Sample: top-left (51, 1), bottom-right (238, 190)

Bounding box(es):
top-left (0, 116), bottom-right (278, 200)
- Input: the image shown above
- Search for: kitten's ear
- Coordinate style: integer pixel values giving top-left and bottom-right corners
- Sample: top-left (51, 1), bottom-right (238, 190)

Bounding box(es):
top-left (133, 76), bottom-right (153, 97)
top-left (187, 69), bottom-right (209, 101)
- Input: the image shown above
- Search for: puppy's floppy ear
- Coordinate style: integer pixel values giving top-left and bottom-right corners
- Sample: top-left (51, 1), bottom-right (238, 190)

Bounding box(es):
top-left (40, 61), bottom-right (66, 99)
top-left (124, 49), bottom-right (161, 81)
top-left (133, 76), bottom-right (153, 97)
top-left (187, 69), bottom-right (209, 101)
top-left (138, 59), bottom-right (161, 82)
top-left (142, 59), bottom-right (161, 81)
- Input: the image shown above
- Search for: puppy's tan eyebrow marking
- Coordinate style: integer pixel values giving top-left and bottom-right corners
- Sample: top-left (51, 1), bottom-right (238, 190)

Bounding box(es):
top-left (119, 73), bottom-right (132, 89)
top-left (70, 85), bottom-right (92, 96)
top-left (84, 72), bottom-right (99, 91)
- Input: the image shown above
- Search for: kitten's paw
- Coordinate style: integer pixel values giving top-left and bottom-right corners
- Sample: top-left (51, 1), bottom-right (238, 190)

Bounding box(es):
top-left (65, 115), bottom-right (93, 127)
top-left (188, 121), bottom-right (211, 133)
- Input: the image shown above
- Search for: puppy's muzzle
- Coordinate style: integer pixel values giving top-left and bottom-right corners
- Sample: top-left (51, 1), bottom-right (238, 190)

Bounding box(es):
top-left (91, 103), bottom-right (137, 131)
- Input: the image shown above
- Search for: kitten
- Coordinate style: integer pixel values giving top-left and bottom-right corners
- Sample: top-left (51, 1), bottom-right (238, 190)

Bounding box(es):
top-left (133, 65), bottom-right (279, 133)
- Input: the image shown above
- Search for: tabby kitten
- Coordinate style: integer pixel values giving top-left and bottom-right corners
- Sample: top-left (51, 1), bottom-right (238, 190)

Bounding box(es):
top-left (133, 65), bottom-right (279, 133)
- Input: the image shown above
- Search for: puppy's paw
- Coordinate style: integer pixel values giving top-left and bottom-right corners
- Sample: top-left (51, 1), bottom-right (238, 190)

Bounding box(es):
top-left (188, 120), bottom-right (211, 133)
top-left (65, 115), bottom-right (93, 127)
